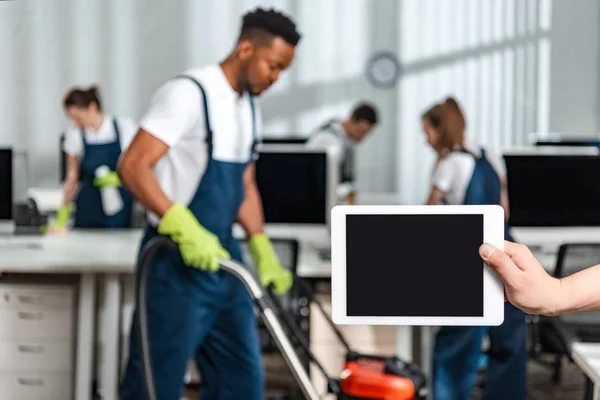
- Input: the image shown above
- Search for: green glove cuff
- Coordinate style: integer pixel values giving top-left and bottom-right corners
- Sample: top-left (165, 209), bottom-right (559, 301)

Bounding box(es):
top-left (158, 203), bottom-right (202, 236)
top-left (157, 203), bottom-right (231, 271)
top-left (93, 171), bottom-right (121, 188)
top-left (54, 204), bottom-right (72, 228)
top-left (249, 233), bottom-right (278, 268)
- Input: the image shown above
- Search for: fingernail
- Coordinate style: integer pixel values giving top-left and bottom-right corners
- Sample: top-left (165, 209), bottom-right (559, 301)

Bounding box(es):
top-left (480, 244), bottom-right (496, 259)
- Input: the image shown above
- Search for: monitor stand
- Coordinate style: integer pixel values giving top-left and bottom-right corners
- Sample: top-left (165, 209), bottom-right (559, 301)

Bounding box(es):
top-left (0, 220), bottom-right (15, 236)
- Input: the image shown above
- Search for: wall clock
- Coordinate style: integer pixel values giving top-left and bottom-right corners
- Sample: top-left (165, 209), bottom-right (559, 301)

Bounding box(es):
top-left (366, 51), bottom-right (401, 88)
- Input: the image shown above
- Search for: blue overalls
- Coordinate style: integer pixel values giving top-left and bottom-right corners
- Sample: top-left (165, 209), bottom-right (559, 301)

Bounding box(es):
top-left (120, 76), bottom-right (264, 400)
top-left (431, 149), bottom-right (528, 400)
top-left (73, 119), bottom-right (134, 228)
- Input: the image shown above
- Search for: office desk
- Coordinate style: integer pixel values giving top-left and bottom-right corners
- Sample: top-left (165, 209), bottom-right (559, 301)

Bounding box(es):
top-left (572, 343), bottom-right (600, 400)
top-left (512, 227), bottom-right (600, 249)
top-left (3, 218), bottom-right (595, 399)
top-left (0, 229), bottom-right (338, 399)
top-left (0, 231), bottom-right (143, 400)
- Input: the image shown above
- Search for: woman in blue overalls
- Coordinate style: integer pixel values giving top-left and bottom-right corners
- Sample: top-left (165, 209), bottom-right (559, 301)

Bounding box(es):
top-left (49, 86), bottom-right (135, 231)
top-left (422, 98), bottom-right (528, 400)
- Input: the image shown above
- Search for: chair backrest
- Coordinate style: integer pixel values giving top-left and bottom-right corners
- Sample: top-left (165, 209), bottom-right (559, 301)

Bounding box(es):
top-left (554, 243), bottom-right (600, 324)
top-left (238, 238), bottom-right (301, 353)
top-left (60, 133), bottom-right (66, 182)
top-left (238, 237), bottom-right (299, 276)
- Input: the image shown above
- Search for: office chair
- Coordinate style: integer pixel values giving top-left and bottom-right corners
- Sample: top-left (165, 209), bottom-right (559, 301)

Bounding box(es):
top-left (529, 243), bottom-right (600, 383)
top-left (60, 133), bottom-right (66, 182)
top-left (239, 238), bottom-right (305, 354)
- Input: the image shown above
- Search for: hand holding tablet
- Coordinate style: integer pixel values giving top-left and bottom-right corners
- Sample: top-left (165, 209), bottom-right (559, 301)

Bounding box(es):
top-left (479, 241), bottom-right (562, 316)
top-left (330, 205), bottom-right (506, 326)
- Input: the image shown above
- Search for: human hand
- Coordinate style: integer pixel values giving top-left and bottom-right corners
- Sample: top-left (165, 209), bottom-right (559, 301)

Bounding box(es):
top-left (479, 241), bottom-right (562, 316)
top-left (93, 171), bottom-right (121, 188)
top-left (158, 203), bottom-right (230, 272)
top-left (249, 233), bottom-right (293, 295)
top-left (43, 204), bottom-right (71, 234)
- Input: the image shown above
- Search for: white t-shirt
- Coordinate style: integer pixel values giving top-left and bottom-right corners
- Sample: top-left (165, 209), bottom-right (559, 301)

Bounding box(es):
top-left (431, 143), bottom-right (506, 205)
top-left (63, 115), bottom-right (138, 158)
top-left (138, 64), bottom-right (262, 226)
top-left (306, 121), bottom-right (350, 163)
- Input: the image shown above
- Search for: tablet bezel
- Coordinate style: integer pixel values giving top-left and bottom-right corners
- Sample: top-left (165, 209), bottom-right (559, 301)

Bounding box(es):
top-left (330, 204), bottom-right (506, 326)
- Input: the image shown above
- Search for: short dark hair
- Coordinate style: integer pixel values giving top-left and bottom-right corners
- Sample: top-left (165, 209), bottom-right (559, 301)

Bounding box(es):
top-left (238, 7), bottom-right (301, 46)
top-left (351, 103), bottom-right (378, 125)
top-left (63, 86), bottom-right (102, 111)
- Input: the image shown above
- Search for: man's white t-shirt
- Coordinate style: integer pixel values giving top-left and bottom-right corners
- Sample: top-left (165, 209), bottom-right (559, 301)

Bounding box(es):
top-left (306, 121), bottom-right (349, 163)
top-left (138, 64), bottom-right (262, 226)
top-left (431, 142), bottom-right (506, 205)
top-left (62, 115), bottom-right (138, 158)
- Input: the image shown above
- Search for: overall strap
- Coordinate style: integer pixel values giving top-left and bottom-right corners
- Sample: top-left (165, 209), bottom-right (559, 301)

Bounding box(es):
top-left (112, 118), bottom-right (121, 148)
top-left (174, 74), bottom-right (213, 155)
top-left (80, 128), bottom-right (87, 146)
top-left (248, 93), bottom-right (258, 160)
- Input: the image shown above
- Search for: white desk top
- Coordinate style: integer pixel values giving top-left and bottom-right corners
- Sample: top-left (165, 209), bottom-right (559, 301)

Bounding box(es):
top-left (0, 230), bottom-right (143, 273)
top-left (4, 191), bottom-right (597, 278)
top-left (512, 227), bottom-right (600, 249)
top-left (572, 342), bottom-right (600, 385)
top-left (0, 229), bottom-right (330, 278)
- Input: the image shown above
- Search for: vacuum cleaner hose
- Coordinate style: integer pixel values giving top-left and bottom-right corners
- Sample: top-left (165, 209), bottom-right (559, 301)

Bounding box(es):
top-left (135, 235), bottom-right (174, 400)
top-left (134, 235), bottom-right (321, 400)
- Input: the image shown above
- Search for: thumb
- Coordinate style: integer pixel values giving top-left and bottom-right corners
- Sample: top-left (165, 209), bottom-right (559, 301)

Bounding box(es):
top-left (479, 243), bottom-right (521, 284)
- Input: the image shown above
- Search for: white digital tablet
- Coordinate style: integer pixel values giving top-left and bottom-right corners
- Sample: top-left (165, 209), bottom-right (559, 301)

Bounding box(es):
top-left (330, 205), bottom-right (505, 326)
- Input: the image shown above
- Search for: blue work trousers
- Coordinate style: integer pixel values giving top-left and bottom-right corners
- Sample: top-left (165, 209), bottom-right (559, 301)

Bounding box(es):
top-left (432, 302), bottom-right (528, 400)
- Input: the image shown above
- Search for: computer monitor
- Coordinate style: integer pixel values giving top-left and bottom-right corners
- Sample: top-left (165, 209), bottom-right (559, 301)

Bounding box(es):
top-left (260, 137), bottom-right (308, 145)
top-left (532, 132), bottom-right (600, 149)
top-left (0, 148), bottom-right (14, 234)
top-left (254, 144), bottom-right (339, 232)
top-left (12, 150), bottom-right (29, 204)
top-left (504, 150), bottom-right (600, 227)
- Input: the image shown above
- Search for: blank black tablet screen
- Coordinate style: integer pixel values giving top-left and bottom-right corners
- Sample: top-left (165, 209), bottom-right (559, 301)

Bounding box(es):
top-left (346, 214), bottom-right (484, 317)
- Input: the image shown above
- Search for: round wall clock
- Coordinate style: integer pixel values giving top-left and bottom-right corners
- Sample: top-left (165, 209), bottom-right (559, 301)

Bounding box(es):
top-left (366, 51), bottom-right (401, 88)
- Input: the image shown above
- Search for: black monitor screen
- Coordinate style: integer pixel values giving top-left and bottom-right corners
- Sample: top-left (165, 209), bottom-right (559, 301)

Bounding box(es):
top-left (0, 149), bottom-right (13, 220)
top-left (345, 214), bottom-right (484, 317)
top-left (535, 139), bottom-right (600, 149)
top-left (255, 151), bottom-right (327, 225)
top-left (504, 155), bottom-right (600, 226)
top-left (261, 137), bottom-right (308, 145)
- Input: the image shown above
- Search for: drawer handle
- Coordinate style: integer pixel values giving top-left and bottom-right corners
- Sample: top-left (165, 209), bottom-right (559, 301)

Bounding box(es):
top-left (18, 377), bottom-right (44, 386)
top-left (18, 295), bottom-right (43, 305)
top-left (17, 344), bottom-right (44, 353)
top-left (17, 311), bottom-right (44, 320)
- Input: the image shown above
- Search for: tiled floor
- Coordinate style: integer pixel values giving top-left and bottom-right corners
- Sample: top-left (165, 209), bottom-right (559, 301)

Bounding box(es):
top-left (181, 353), bottom-right (588, 400)
top-left (473, 355), bottom-right (587, 400)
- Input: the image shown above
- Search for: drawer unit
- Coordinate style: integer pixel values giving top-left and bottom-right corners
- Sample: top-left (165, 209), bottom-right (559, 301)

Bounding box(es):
top-left (0, 371), bottom-right (72, 400)
top-left (0, 285), bottom-right (74, 311)
top-left (0, 282), bottom-right (76, 399)
top-left (0, 309), bottom-right (73, 340)
top-left (0, 341), bottom-right (72, 371)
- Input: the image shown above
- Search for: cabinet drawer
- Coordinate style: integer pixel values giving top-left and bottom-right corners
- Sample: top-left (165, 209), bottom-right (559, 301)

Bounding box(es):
top-left (0, 341), bottom-right (72, 371)
top-left (0, 371), bottom-right (72, 400)
top-left (0, 286), bottom-right (74, 311)
top-left (0, 310), bottom-right (73, 340)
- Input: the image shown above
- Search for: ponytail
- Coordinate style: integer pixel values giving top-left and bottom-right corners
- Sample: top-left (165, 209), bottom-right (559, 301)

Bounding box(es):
top-left (422, 96), bottom-right (466, 156)
top-left (63, 85), bottom-right (102, 111)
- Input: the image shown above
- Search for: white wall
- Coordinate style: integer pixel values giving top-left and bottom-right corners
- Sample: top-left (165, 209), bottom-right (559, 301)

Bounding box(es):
top-left (548, 0), bottom-right (600, 135)
top-left (1, 0), bottom-right (599, 198)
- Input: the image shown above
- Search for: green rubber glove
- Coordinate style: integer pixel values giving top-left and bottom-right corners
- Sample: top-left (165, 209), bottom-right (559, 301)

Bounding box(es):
top-left (47, 204), bottom-right (71, 231)
top-left (158, 203), bottom-right (230, 272)
top-left (249, 233), bottom-right (293, 295)
top-left (93, 171), bottom-right (121, 188)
